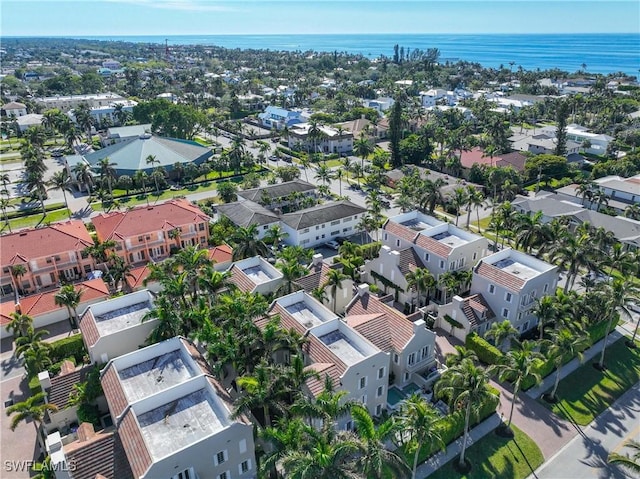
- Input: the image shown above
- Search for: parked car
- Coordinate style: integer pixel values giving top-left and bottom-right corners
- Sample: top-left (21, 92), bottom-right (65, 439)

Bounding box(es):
top-left (326, 240), bottom-right (340, 250)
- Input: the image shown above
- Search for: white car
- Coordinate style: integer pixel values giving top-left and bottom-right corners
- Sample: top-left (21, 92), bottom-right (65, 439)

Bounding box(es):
top-left (326, 240), bottom-right (340, 250)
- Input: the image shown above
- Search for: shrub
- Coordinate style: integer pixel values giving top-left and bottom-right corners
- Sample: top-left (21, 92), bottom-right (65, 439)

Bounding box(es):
top-left (465, 332), bottom-right (504, 365)
top-left (77, 403), bottom-right (101, 428)
top-left (587, 320), bottom-right (614, 343)
top-left (50, 335), bottom-right (87, 364)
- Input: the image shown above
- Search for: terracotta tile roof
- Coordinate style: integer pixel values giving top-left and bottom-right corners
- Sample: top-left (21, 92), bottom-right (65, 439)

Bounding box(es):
top-left (345, 293), bottom-right (414, 352)
top-left (475, 261), bottom-right (526, 291)
top-left (303, 335), bottom-right (346, 397)
top-left (101, 363), bottom-right (129, 419)
top-left (79, 307), bottom-right (100, 348)
top-left (460, 294), bottom-right (496, 327)
top-left (207, 244), bottom-right (233, 265)
top-left (48, 365), bottom-right (91, 410)
top-left (64, 428), bottom-right (133, 479)
top-left (304, 362), bottom-right (340, 397)
top-left (459, 147), bottom-right (526, 172)
top-left (118, 408), bottom-right (152, 479)
top-left (0, 220), bottom-right (93, 265)
top-left (1, 279), bottom-right (110, 327)
top-left (414, 233), bottom-right (453, 258)
top-left (398, 248), bottom-right (425, 276)
top-left (124, 265), bottom-right (152, 291)
top-left (382, 220), bottom-right (418, 242)
top-left (296, 262), bottom-right (341, 293)
top-left (227, 265), bottom-right (255, 293)
top-left (92, 199), bottom-right (209, 241)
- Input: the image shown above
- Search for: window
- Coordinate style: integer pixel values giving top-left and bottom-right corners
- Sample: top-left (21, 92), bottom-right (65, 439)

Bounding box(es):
top-left (215, 450), bottom-right (228, 466)
top-left (488, 284), bottom-right (495, 294)
top-left (316, 225), bottom-right (320, 230)
top-left (218, 473), bottom-right (228, 479)
top-left (80, 251), bottom-right (89, 259)
top-left (421, 346), bottom-right (429, 360)
top-left (84, 265), bottom-right (92, 273)
top-left (517, 312), bottom-right (522, 321)
top-left (543, 283), bottom-right (549, 293)
top-left (384, 233), bottom-right (388, 241)
top-left (138, 236), bottom-right (143, 242)
top-left (343, 217), bottom-right (352, 223)
top-left (331, 230), bottom-right (339, 235)
top-left (458, 258), bottom-right (465, 268)
top-left (361, 395), bottom-right (367, 404)
top-left (174, 469), bottom-right (192, 479)
top-left (502, 308), bottom-right (510, 319)
top-left (239, 439), bottom-right (247, 454)
top-left (473, 252), bottom-right (477, 260)
top-left (359, 376), bottom-right (367, 389)
top-left (505, 292), bottom-right (512, 303)
top-left (378, 367), bottom-right (385, 379)
top-left (316, 236), bottom-right (319, 241)
top-left (331, 220), bottom-right (340, 226)
top-left (393, 353), bottom-right (399, 364)
top-left (424, 253), bottom-right (430, 262)
top-left (449, 262), bottom-right (455, 271)
top-left (240, 460), bottom-right (251, 474)
top-left (2, 267), bottom-right (9, 274)
top-left (377, 385), bottom-right (384, 397)
top-left (396, 239), bottom-right (401, 247)
top-left (343, 227), bottom-right (350, 233)
top-left (376, 404), bottom-right (383, 416)
top-left (346, 420), bottom-right (353, 431)
top-left (301, 239), bottom-right (310, 245)
top-left (302, 228), bottom-right (309, 233)
top-left (199, 222), bottom-right (205, 231)
top-left (439, 260), bottom-right (445, 269)
top-left (263, 225), bottom-right (268, 230)
top-left (403, 372), bottom-right (410, 382)
top-left (46, 258), bottom-right (52, 264)
top-left (522, 321), bottom-right (529, 331)
top-left (407, 352), bottom-right (416, 366)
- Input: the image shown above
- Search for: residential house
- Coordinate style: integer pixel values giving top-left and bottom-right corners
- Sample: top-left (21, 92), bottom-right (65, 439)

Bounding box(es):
top-left (296, 254), bottom-right (354, 314)
top-left (79, 290), bottom-right (157, 364)
top-left (337, 117), bottom-right (388, 140)
top-left (227, 256), bottom-right (283, 295)
top-left (540, 124), bottom-right (613, 156)
top-left (468, 248), bottom-right (558, 335)
top-left (419, 89), bottom-right (452, 107)
top-left (258, 105), bottom-right (303, 130)
top-left (509, 132), bottom-right (580, 156)
top-left (92, 199), bottom-right (210, 265)
top-left (280, 201), bottom-right (367, 248)
top-left (363, 97), bottom-right (395, 113)
top-left (95, 337), bottom-right (257, 479)
top-left (69, 100), bottom-right (137, 127)
top-left (287, 122), bottom-right (354, 154)
top-left (436, 294), bottom-right (497, 341)
top-left (15, 113), bottom-right (44, 132)
top-left (1, 101), bottom-right (27, 117)
top-left (345, 285), bottom-right (438, 403)
top-left (593, 174), bottom-right (640, 205)
top-left (459, 147), bottom-right (527, 174)
top-left (0, 220), bottom-right (95, 297)
top-left (216, 199), bottom-right (281, 239)
top-left (1, 279), bottom-right (110, 339)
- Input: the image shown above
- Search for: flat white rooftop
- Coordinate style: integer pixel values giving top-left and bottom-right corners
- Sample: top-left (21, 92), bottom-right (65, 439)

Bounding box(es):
top-left (118, 350), bottom-right (197, 403)
top-left (401, 219), bottom-right (434, 231)
top-left (286, 301), bottom-right (327, 329)
top-left (243, 265), bottom-right (275, 283)
top-left (317, 330), bottom-right (366, 365)
top-left (493, 258), bottom-right (540, 281)
top-left (431, 231), bottom-right (469, 248)
top-left (93, 301), bottom-right (152, 337)
top-left (138, 388), bottom-right (223, 460)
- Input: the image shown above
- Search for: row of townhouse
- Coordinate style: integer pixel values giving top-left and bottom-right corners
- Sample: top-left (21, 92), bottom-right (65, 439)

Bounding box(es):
top-left (369, 211), bottom-right (559, 341)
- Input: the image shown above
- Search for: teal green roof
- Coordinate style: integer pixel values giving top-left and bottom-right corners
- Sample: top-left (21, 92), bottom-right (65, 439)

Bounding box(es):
top-left (84, 135), bottom-right (212, 175)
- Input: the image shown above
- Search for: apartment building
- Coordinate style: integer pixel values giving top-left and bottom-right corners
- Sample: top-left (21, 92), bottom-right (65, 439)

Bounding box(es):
top-left (287, 123), bottom-right (354, 154)
top-left (469, 248), bottom-right (558, 334)
top-left (34, 92), bottom-right (127, 111)
top-left (92, 199), bottom-right (210, 265)
top-left (0, 220), bottom-right (95, 297)
top-left (98, 337), bottom-right (256, 479)
top-left (237, 180), bottom-right (316, 210)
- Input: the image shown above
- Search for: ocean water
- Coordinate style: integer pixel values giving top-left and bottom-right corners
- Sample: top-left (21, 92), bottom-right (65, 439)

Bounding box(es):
top-left (75, 33), bottom-right (639, 76)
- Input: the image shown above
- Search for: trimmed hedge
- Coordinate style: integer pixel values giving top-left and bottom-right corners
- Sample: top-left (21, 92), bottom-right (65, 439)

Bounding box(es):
top-left (465, 332), bottom-right (504, 365)
top-left (50, 334), bottom-right (87, 364)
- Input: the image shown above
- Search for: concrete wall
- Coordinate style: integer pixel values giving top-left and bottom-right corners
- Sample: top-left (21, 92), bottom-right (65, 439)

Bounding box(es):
top-left (89, 319), bottom-right (157, 364)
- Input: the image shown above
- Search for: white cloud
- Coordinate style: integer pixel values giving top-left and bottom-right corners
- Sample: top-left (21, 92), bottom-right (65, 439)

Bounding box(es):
top-left (104, 0), bottom-right (234, 12)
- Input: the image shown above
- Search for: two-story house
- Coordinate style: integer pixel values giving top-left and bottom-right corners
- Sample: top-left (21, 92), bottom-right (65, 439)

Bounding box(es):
top-left (0, 220), bottom-right (95, 297)
top-left (258, 105), bottom-right (303, 130)
top-left (92, 199), bottom-right (210, 265)
top-left (227, 256), bottom-right (284, 295)
top-left (468, 248), bottom-right (558, 335)
top-left (287, 123), bottom-right (354, 154)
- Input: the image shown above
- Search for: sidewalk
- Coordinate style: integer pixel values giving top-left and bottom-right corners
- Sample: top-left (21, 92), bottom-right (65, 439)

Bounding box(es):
top-left (418, 413), bottom-right (502, 478)
top-left (526, 326), bottom-right (625, 399)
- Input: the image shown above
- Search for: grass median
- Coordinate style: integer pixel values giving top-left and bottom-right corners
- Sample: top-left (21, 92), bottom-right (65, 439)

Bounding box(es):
top-left (540, 337), bottom-right (640, 426)
top-left (427, 425), bottom-right (543, 479)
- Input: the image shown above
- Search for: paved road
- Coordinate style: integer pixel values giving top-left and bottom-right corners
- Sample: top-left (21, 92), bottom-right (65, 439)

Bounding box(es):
top-left (532, 382), bottom-right (640, 479)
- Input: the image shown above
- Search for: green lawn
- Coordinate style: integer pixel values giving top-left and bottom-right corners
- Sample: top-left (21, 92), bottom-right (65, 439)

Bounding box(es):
top-left (4, 207), bottom-right (74, 231)
top-left (541, 337), bottom-right (640, 426)
top-left (428, 425), bottom-right (543, 479)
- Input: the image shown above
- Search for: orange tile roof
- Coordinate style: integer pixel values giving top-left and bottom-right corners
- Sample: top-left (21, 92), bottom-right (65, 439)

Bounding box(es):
top-left (345, 293), bottom-right (414, 352)
top-left (124, 265), bottom-right (152, 291)
top-left (0, 220), bottom-right (93, 265)
top-left (414, 234), bottom-right (452, 258)
top-left (207, 244), bottom-right (233, 265)
top-left (228, 265), bottom-right (255, 293)
top-left (304, 362), bottom-right (340, 397)
top-left (475, 262), bottom-right (526, 291)
top-left (119, 409), bottom-right (152, 479)
top-left (64, 428), bottom-right (133, 479)
top-left (92, 199), bottom-right (209, 241)
top-left (382, 220), bottom-right (418, 242)
top-left (1, 279), bottom-right (110, 326)
top-left (303, 334), bottom-right (347, 397)
top-left (101, 364), bottom-right (129, 420)
top-left (49, 365), bottom-right (90, 410)
top-left (460, 294), bottom-right (496, 327)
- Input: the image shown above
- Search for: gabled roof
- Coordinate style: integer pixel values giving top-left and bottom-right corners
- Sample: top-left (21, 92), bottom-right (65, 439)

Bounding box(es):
top-left (48, 364), bottom-right (91, 410)
top-left (1, 279), bottom-right (110, 326)
top-left (303, 335), bottom-right (346, 397)
top-left (304, 362), bottom-right (341, 397)
top-left (475, 261), bottom-right (526, 291)
top-left (237, 180), bottom-right (315, 203)
top-left (398, 248), bottom-right (424, 276)
top-left (296, 261), bottom-right (344, 293)
top-left (2, 101), bottom-right (26, 110)
top-left (345, 292), bottom-right (414, 353)
top-left (459, 294), bottom-right (495, 327)
top-left (63, 428), bottom-right (133, 479)
top-left (281, 201), bottom-right (366, 230)
top-left (118, 409), bottom-right (153, 479)
top-left (92, 199), bottom-right (209, 241)
top-left (216, 199), bottom-right (279, 227)
top-left (0, 220), bottom-right (93, 265)
top-left (124, 264), bottom-right (152, 291)
top-left (207, 244), bottom-right (233, 265)
top-left (382, 220), bottom-right (418, 242)
top-left (227, 265), bottom-right (255, 293)
top-left (414, 233), bottom-right (453, 258)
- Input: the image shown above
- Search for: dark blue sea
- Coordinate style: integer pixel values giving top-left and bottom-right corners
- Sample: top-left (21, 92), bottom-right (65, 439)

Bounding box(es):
top-left (57, 34), bottom-right (640, 76)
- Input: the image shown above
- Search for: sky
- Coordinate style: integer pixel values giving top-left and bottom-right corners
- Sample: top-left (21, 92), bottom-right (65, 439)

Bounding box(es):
top-left (1, 0), bottom-right (639, 37)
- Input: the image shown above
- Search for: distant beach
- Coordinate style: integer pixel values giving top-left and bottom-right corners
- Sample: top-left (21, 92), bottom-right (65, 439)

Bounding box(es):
top-left (50, 33), bottom-right (640, 76)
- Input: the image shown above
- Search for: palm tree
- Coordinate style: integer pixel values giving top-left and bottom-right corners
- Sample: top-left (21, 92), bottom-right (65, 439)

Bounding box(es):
top-left (623, 204), bottom-right (640, 221)
top-left (405, 267), bottom-right (435, 310)
top-left (549, 233), bottom-right (598, 293)
top-left (450, 187), bottom-right (468, 227)
top-left (54, 284), bottom-right (83, 329)
top-left (145, 154), bottom-right (162, 196)
top-left (0, 197), bottom-right (14, 232)
top-left (25, 172), bottom-right (48, 216)
top-left (97, 157), bottom-right (118, 197)
top-left (315, 164), bottom-right (332, 186)
top-left (323, 268), bottom-right (348, 313)
top-left (514, 211), bottom-right (548, 254)
top-left (5, 392), bottom-right (58, 440)
top-left (259, 418), bottom-right (307, 479)
top-left (233, 361), bottom-right (287, 429)
top-left (608, 439), bottom-right (640, 475)
top-left (334, 169), bottom-right (344, 196)
top-left (533, 295), bottom-right (559, 340)
top-left (10, 264), bottom-right (27, 295)
top-left (598, 279), bottom-right (640, 368)
top-left (465, 186), bottom-right (484, 230)
top-left (545, 328), bottom-right (591, 402)
top-left (484, 320), bottom-right (518, 352)
top-left (73, 162), bottom-right (94, 196)
top-left (6, 312), bottom-right (33, 338)
top-left (491, 340), bottom-right (543, 432)
top-left (47, 170), bottom-right (73, 218)
top-left (445, 345), bottom-right (478, 367)
top-left (231, 224), bottom-right (269, 260)
top-left (436, 359), bottom-right (494, 469)
top-left (276, 259), bottom-right (306, 295)
top-left (143, 296), bottom-right (182, 344)
top-left (354, 135), bottom-right (374, 173)
top-left (397, 394), bottom-right (444, 479)
top-left (264, 224), bottom-right (289, 250)
top-left (350, 403), bottom-right (410, 479)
